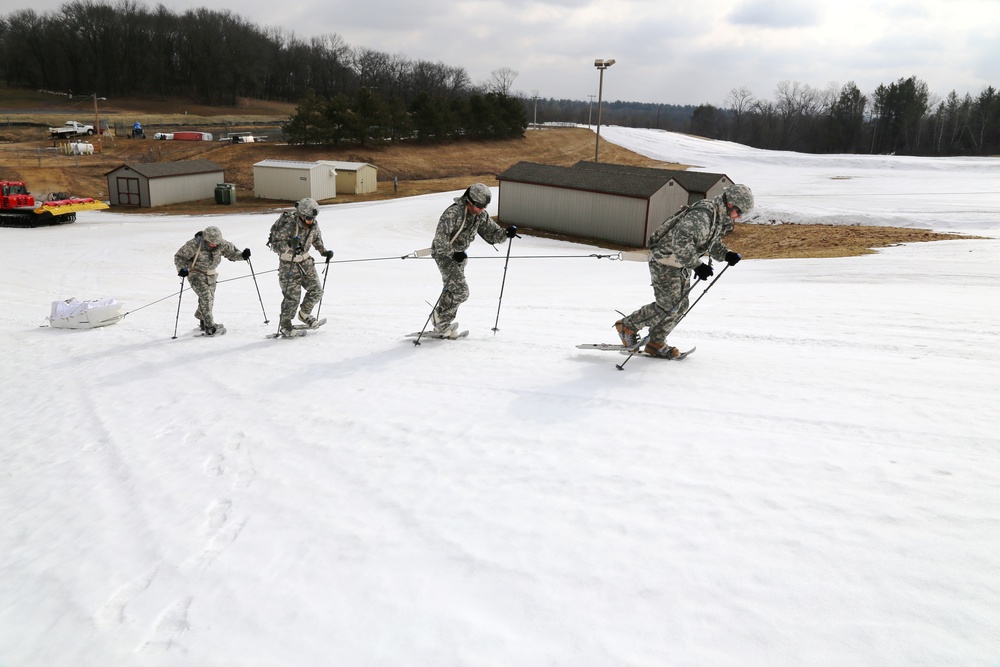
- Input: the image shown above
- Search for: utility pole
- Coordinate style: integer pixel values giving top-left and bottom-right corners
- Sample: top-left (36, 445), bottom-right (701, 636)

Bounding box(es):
top-left (587, 95), bottom-right (596, 128)
top-left (594, 58), bottom-right (616, 163)
top-left (92, 93), bottom-right (107, 151)
top-left (532, 90), bottom-right (539, 128)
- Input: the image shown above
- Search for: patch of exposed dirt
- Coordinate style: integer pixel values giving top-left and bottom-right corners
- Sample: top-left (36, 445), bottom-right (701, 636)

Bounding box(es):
top-left (726, 222), bottom-right (964, 259)
top-left (0, 90), bottom-right (979, 258)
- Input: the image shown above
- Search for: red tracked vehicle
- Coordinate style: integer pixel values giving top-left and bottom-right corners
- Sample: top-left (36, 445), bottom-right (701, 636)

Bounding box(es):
top-left (0, 179), bottom-right (108, 227)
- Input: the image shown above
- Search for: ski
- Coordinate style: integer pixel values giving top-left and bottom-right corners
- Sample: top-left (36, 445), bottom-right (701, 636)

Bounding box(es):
top-left (621, 346), bottom-right (696, 360)
top-left (576, 342), bottom-right (696, 360)
top-left (196, 324), bottom-right (227, 337)
top-left (264, 318), bottom-right (326, 339)
top-left (405, 329), bottom-right (469, 341)
top-left (266, 330), bottom-right (306, 339)
top-left (294, 317), bottom-right (327, 330)
top-left (576, 342), bottom-right (637, 352)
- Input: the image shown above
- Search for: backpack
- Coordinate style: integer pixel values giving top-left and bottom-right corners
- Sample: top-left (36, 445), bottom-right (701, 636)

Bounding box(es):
top-left (266, 215), bottom-right (285, 251)
top-left (647, 199), bottom-right (715, 247)
top-left (647, 204), bottom-right (689, 247)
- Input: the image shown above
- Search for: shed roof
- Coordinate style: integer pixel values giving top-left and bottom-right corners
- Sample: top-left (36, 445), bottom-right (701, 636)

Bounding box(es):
top-left (253, 159), bottom-right (326, 170)
top-left (572, 161), bottom-right (729, 194)
top-left (497, 161), bottom-right (673, 199)
top-left (317, 160), bottom-right (377, 172)
top-left (105, 159), bottom-right (223, 179)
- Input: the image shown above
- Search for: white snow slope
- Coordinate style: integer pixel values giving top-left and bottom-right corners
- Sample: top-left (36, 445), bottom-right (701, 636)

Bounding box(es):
top-left (2, 128), bottom-right (999, 667)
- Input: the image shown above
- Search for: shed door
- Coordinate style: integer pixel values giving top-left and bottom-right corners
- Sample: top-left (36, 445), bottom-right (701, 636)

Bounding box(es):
top-left (115, 177), bottom-right (141, 206)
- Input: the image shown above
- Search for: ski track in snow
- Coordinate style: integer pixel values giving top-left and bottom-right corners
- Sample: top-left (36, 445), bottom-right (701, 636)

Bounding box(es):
top-left (88, 429), bottom-right (254, 654)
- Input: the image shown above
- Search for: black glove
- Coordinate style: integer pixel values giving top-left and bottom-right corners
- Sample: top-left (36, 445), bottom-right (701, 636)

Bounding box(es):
top-left (292, 236), bottom-right (303, 253)
top-left (505, 225), bottom-right (518, 238)
top-left (452, 250), bottom-right (468, 263)
top-left (724, 251), bottom-right (741, 266)
top-left (241, 248), bottom-right (251, 260)
top-left (694, 263), bottom-right (713, 281)
top-left (323, 250), bottom-right (334, 262)
top-left (178, 267), bottom-right (189, 278)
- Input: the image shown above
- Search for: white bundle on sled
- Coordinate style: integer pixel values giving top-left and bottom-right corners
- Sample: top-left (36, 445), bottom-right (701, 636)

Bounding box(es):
top-left (48, 297), bottom-right (123, 329)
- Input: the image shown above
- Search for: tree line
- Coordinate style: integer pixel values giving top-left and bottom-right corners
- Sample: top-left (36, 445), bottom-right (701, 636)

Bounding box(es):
top-left (695, 77), bottom-right (1000, 157)
top-left (0, 1), bottom-right (527, 144)
top-left (3, 2), bottom-right (997, 155)
top-left (485, 75), bottom-right (1000, 158)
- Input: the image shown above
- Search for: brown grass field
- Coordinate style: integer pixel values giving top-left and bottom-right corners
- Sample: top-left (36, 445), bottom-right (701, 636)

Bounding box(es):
top-left (0, 89), bottom-right (967, 258)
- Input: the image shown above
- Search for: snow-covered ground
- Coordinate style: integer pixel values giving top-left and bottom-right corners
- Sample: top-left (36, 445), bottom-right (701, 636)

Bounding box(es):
top-left (2, 129), bottom-right (998, 667)
top-left (601, 126), bottom-right (1000, 234)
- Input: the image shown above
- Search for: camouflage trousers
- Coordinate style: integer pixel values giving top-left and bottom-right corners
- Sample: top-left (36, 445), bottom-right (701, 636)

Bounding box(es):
top-left (187, 272), bottom-right (218, 328)
top-left (432, 254), bottom-right (469, 325)
top-left (278, 258), bottom-right (323, 326)
top-left (624, 261), bottom-right (691, 345)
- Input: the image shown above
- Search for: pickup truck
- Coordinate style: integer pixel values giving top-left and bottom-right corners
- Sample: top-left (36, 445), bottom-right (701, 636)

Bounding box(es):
top-left (48, 121), bottom-right (95, 138)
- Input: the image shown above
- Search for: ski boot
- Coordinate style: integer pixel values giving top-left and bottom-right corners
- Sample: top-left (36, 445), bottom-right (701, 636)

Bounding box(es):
top-left (298, 309), bottom-right (318, 327)
top-left (614, 319), bottom-right (639, 347)
top-left (432, 310), bottom-right (456, 335)
top-left (644, 341), bottom-right (680, 358)
top-left (278, 321), bottom-right (303, 338)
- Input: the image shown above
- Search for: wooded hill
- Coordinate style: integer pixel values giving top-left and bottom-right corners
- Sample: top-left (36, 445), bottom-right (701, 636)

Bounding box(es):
top-left (3, 2), bottom-right (998, 156)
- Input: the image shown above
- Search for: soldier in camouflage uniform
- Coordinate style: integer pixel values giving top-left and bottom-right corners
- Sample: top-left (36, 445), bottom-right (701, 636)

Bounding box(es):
top-left (615, 184), bottom-right (754, 357)
top-left (174, 225), bottom-right (251, 336)
top-left (430, 183), bottom-right (517, 335)
top-left (268, 198), bottom-right (333, 336)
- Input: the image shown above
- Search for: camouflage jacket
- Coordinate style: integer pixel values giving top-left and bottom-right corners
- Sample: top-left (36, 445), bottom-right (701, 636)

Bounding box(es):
top-left (431, 197), bottom-right (508, 258)
top-left (648, 195), bottom-right (734, 269)
top-left (268, 211), bottom-right (329, 262)
top-left (174, 231), bottom-right (243, 276)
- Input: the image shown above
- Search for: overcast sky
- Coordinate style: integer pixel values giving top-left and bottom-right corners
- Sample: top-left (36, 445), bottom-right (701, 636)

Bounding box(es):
top-left (14, 0), bottom-right (1000, 106)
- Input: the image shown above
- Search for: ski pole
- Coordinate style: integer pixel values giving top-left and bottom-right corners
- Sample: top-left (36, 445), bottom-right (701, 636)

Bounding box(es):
top-left (246, 257), bottom-right (269, 324)
top-left (491, 230), bottom-right (520, 333)
top-left (414, 289), bottom-right (447, 346)
top-left (616, 267), bottom-right (724, 371)
top-left (171, 275), bottom-right (186, 339)
top-left (670, 262), bottom-right (731, 331)
top-left (316, 255), bottom-right (331, 319)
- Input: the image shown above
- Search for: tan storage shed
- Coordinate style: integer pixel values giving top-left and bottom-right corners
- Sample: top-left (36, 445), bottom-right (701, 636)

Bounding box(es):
top-left (317, 161), bottom-right (378, 195)
top-left (252, 160), bottom-right (337, 201)
top-left (105, 159), bottom-right (224, 208)
top-left (497, 161), bottom-right (730, 247)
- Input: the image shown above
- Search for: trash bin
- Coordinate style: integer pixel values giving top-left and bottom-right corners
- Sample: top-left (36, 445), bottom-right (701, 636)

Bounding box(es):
top-left (215, 183), bottom-right (236, 205)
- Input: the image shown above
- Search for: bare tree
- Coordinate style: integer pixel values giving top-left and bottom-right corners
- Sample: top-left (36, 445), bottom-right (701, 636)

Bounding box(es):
top-left (725, 86), bottom-right (755, 141)
top-left (487, 67), bottom-right (518, 97)
top-left (774, 80), bottom-right (822, 149)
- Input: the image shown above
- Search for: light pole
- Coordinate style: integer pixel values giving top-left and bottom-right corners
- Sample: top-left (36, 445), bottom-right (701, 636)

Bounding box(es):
top-left (593, 58), bottom-right (615, 162)
top-left (92, 93), bottom-right (106, 151)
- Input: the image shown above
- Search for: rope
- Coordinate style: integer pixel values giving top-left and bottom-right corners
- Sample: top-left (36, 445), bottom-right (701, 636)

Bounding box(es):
top-left (113, 251), bottom-right (635, 320)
